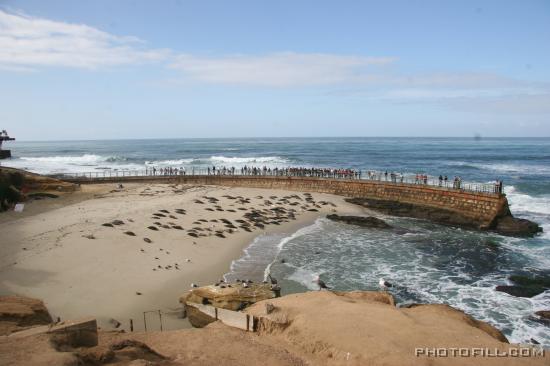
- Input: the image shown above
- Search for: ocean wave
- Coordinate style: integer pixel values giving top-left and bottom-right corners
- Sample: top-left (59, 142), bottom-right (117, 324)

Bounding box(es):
top-left (505, 186), bottom-right (550, 216)
top-left (5, 154), bottom-right (143, 174)
top-left (224, 218), bottom-right (325, 283)
top-left (263, 219), bottom-right (326, 279)
top-left (145, 158), bottom-right (194, 166)
top-left (19, 154), bottom-right (106, 163)
top-left (210, 155), bottom-right (289, 164)
top-left (449, 161), bottom-right (550, 175)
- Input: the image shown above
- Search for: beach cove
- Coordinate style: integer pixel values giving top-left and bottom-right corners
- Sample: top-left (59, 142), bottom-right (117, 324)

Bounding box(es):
top-left (0, 181), bottom-right (364, 331)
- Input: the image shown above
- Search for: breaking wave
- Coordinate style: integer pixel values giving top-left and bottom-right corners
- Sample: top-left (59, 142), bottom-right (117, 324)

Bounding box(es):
top-left (209, 155), bottom-right (289, 164)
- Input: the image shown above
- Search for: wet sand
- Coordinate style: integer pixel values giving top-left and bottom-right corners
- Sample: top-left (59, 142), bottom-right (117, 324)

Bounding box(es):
top-left (0, 182), bottom-right (363, 331)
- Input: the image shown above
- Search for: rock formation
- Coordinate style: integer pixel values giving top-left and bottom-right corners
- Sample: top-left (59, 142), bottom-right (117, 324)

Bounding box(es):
top-left (2, 292), bottom-right (548, 365)
top-left (326, 214), bottom-right (392, 228)
top-left (0, 167), bottom-right (77, 212)
top-left (0, 295), bottom-right (53, 335)
top-left (180, 283), bottom-right (277, 328)
top-left (346, 197), bottom-right (542, 237)
top-left (496, 274), bottom-right (550, 298)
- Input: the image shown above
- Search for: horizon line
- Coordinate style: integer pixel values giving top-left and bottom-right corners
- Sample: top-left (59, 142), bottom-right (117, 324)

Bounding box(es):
top-left (8, 136), bottom-right (550, 143)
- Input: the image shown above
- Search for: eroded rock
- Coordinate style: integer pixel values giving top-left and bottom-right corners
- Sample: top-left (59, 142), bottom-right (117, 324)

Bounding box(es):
top-left (180, 283), bottom-right (277, 328)
top-left (326, 214), bottom-right (391, 229)
top-left (0, 295), bottom-right (52, 335)
top-left (494, 216), bottom-right (542, 237)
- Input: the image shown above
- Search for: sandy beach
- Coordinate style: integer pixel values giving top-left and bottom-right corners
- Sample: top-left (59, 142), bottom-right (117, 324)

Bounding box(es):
top-left (0, 182), bottom-right (363, 331)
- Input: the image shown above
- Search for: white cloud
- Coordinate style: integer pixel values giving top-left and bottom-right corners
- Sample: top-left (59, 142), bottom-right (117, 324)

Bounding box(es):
top-left (170, 52), bottom-right (396, 87)
top-left (0, 9), bottom-right (169, 70)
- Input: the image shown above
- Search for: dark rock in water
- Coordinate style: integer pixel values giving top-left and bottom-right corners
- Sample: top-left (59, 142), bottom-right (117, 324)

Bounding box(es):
top-left (346, 197), bottom-right (481, 227)
top-left (345, 197), bottom-right (542, 237)
top-left (484, 239), bottom-right (500, 251)
top-left (494, 216), bottom-right (543, 237)
top-left (497, 274), bottom-right (550, 299)
top-left (535, 310), bottom-right (550, 321)
top-left (495, 285), bottom-right (545, 298)
top-left (509, 275), bottom-right (550, 288)
top-left (147, 226), bottom-right (159, 231)
top-left (326, 214), bottom-right (392, 229)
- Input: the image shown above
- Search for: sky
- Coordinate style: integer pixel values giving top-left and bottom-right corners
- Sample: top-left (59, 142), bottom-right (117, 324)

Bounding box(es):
top-left (0, 0), bottom-right (549, 140)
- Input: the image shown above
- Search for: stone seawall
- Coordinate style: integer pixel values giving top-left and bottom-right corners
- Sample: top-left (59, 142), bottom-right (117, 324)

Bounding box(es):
top-left (69, 175), bottom-right (510, 230)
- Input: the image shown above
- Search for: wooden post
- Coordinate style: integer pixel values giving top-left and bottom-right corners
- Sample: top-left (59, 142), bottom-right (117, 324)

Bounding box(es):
top-left (158, 310), bottom-right (163, 332)
top-left (130, 319), bottom-right (134, 332)
top-left (143, 312), bottom-right (147, 332)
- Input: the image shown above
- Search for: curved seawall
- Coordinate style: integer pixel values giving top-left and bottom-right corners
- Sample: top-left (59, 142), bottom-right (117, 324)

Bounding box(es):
top-left (64, 175), bottom-right (516, 232)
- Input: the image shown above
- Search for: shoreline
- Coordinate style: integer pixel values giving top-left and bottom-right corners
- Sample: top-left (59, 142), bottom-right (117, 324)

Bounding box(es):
top-left (0, 182), bottom-right (364, 331)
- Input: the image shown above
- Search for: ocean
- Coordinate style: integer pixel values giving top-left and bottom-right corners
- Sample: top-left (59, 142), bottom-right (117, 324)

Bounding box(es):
top-left (2, 137), bottom-right (549, 346)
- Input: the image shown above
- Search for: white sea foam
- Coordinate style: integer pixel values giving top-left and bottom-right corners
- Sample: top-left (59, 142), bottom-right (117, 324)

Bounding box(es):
top-left (263, 219), bottom-right (325, 279)
top-left (223, 218), bottom-right (325, 283)
top-left (145, 158), bottom-right (194, 166)
top-left (449, 161), bottom-right (550, 175)
top-left (19, 154), bottom-right (105, 163)
top-left (505, 186), bottom-right (550, 216)
top-left (210, 155), bottom-right (289, 164)
top-left (287, 267), bottom-right (320, 290)
top-left (2, 154), bottom-right (142, 174)
top-left (2, 154), bottom-right (293, 175)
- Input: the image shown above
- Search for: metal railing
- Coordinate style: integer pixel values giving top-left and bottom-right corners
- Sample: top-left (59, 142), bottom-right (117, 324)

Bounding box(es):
top-left (47, 168), bottom-right (502, 195)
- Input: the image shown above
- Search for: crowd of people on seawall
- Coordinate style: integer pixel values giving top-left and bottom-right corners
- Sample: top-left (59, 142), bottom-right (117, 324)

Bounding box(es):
top-left (70, 165), bottom-right (503, 194)
top-left (145, 165), bottom-right (362, 178)
top-left (136, 165), bottom-right (503, 193)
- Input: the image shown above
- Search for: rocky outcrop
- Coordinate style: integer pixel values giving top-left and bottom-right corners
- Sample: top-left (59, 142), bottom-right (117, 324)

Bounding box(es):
top-left (0, 295), bottom-right (53, 335)
top-left (2, 292), bottom-right (548, 366)
top-left (326, 214), bottom-right (391, 229)
top-left (535, 310), bottom-right (550, 325)
top-left (243, 291), bottom-right (543, 365)
top-left (180, 283), bottom-right (277, 328)
top-left (496, 286), bottom-right (545, 298)
top-left (48, 317), bottom-right (99, 349)
top-left (493, 216), bottom-right (543, 237)
top-left (345, 197), bottom-right (542, 237)
top-left (496, 274), bottom-right (550, 298)
top-left (0, 167), bottom-right (77, 212)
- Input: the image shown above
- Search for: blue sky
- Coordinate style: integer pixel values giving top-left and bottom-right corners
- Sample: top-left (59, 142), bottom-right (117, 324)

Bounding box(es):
top-left (1, 0), bottom-right (549, 140)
